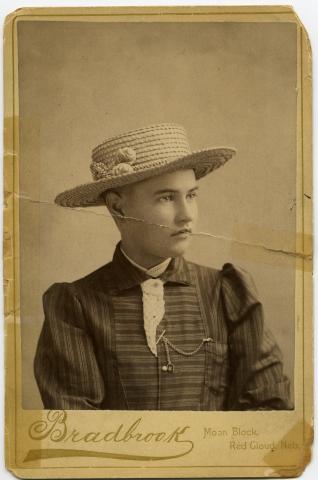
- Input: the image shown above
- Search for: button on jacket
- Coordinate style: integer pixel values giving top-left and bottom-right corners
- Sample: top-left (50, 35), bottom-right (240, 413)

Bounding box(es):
top-left (34, 244), bottom-right (292, 410)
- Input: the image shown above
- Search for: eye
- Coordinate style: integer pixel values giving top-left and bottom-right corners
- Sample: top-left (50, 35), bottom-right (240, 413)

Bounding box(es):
top-left (159, 194), bottom-right (174, 202)
top-left (187, 191), bottom-right (198, 199)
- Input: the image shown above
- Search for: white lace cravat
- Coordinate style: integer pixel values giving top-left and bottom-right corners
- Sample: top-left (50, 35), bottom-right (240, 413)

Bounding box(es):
top-left (141, 278), bottom-right (165, 357)
top-left (120, 246), bottom-right (170, 356)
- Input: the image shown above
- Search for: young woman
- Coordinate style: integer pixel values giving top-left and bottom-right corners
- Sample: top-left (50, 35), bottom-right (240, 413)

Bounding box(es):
top-left (34, 123), bottom-right (292, 411)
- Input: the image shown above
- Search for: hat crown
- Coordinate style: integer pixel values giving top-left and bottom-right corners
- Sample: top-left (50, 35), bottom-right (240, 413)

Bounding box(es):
top-left (90, 123), bottom-right (191, 180)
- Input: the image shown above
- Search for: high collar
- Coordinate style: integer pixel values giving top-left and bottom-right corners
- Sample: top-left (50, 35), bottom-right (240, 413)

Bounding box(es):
top-left (120, 246), bottom-right (171, 278)
top-left (111, 243), bottom-right (192, 292)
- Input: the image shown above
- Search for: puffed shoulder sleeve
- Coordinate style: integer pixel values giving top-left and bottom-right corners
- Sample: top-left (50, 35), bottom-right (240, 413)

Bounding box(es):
top-left (34, 282), bottom-right (105, 409)
top-left (220, 263), bottom-right (293, 410)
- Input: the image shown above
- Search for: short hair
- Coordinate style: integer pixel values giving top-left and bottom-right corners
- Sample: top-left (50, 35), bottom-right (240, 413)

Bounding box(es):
top-left (101, 190), bottom-right (114, 209)
top-left (100, 189), bottom-right (125, 228)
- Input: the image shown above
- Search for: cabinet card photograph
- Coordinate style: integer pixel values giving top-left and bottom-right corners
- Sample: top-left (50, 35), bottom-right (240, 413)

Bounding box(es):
top-left (4, 5), bottom-right (312, 479)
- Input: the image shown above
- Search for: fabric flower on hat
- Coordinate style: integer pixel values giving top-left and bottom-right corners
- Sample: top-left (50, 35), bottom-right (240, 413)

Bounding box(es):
top-left (116, 147), bottom-right (136, 164)
top-left (90, 161), bottom-right (109, 180)
top-left (111, 163), bottom-right (134, 176)
top-left (90, 146), bottom-right (137, 180)
top-left (110, 147), bottom-right (136, 175)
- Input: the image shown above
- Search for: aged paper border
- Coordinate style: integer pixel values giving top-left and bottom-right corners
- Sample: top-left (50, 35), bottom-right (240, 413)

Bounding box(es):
top-left (3, 6), bottom-right (312, 478)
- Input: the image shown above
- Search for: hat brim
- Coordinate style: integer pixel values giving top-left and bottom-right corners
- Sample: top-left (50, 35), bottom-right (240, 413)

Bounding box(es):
top-left (55, 147), bottom-right (236, 208)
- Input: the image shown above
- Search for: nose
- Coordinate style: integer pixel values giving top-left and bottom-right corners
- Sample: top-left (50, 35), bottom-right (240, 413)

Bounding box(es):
top-left (175, 197), bottom-right (196, 225)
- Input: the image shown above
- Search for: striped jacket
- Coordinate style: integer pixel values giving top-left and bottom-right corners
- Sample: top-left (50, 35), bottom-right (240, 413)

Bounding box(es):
top-left (34, 244), bottom-right (292, 410)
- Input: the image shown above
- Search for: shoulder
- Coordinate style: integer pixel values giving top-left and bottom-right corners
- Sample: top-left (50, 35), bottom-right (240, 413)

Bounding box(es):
top-left (184, 259), bottom-right (230, 296)
top-left (187, 259), bottom-right (256, 280)
top-left (72, 260), bottom-right (114, 291)
top-left (186, 259), bottom-right (250, 287)
top-left (186, 259), bottom-right (260, 321)
top-left (186, 259), bottom-right (220, 282)
top-left (219, 263), bottom-right (261, 322)
top-left (42, 260), bottom-right (114, 300)
top-left (220, 263), bottom-right (258, 298)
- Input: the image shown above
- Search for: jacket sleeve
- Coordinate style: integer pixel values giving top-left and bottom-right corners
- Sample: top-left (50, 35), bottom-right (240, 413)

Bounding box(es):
top-left (221, 263), bottom-right (293, 410)
top-left (34, 282), bottom-right (105, 409)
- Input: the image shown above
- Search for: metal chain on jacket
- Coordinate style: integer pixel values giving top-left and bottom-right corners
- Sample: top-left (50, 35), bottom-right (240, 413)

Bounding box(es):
top-left (157, 329), bottom-right (214, 373)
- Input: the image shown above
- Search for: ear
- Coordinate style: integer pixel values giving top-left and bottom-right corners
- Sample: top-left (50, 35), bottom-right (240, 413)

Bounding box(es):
top-left (102, 190), bottom-right (125, 218)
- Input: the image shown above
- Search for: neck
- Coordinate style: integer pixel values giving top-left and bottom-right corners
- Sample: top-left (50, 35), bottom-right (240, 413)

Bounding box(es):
top-left (120, 241), bottom-right (168, 269)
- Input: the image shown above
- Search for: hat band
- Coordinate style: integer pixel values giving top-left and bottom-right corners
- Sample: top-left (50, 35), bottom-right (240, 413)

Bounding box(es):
top-left (90, 146), bottom-right (191, 181)
top-left (90, 154), bottom-right (188, 181)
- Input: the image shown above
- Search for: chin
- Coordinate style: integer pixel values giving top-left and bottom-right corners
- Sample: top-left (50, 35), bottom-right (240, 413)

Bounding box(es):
top-left (144, 236), bottom-right (191, 260)
top-left (165, 241), bottom-right (190, 258)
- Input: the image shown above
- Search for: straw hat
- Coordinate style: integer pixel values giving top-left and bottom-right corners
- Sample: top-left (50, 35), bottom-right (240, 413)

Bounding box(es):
top-left (55, 123), bottom-right (236, 208)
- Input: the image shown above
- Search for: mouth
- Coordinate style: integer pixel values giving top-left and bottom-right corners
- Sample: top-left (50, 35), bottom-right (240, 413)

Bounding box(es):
top-left (171, 228), bottom-right (192, 237)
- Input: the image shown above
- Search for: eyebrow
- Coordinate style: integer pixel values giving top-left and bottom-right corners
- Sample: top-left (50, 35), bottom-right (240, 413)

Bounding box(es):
top-left (153, 186), bottom-right (199, 195)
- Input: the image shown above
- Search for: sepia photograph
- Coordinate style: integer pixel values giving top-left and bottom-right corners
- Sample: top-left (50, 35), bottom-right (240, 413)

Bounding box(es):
top-left (18, 17), bottom-right (296, 412)
top-left (3, 5), bottom-right (312, 478)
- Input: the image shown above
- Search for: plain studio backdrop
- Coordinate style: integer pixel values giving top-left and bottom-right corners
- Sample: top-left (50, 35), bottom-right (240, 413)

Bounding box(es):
top-left (17, 20), bottom-right (297, 408)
